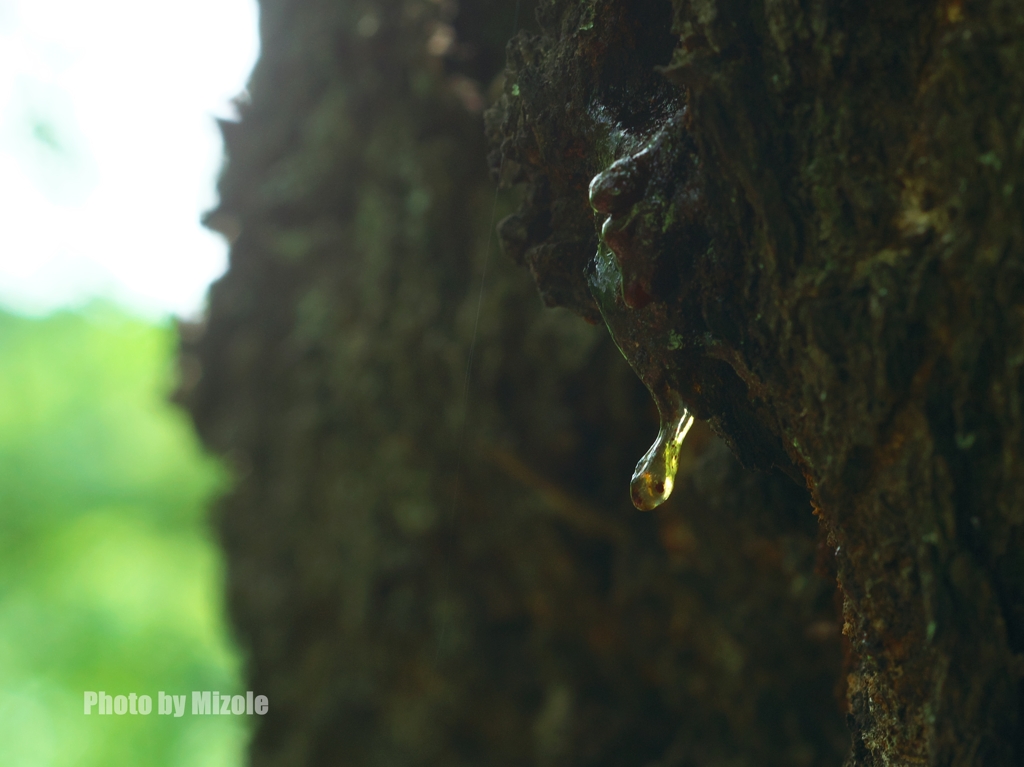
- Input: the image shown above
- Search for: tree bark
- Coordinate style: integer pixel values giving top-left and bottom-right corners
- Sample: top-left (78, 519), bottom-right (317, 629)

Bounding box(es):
top-left (181, 0), bottom-right (1024, 764)
top-left (488, 0), bottom-right (1024, 763)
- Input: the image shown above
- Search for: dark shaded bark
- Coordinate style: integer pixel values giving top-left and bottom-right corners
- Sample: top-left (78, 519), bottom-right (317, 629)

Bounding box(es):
top-left (180, 0), bottom-right (1024, 764)
top-left (487, 0), bottom-right (1024, 763)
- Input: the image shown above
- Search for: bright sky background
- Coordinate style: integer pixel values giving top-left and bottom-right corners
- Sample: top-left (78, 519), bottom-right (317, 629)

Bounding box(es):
top-left (0, 0), bottom-right (260, 319)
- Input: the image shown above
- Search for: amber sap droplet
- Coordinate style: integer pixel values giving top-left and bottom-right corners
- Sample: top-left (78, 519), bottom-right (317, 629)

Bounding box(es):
top-left (621, 279), bottom-right (652, 310)
top-left (585, 245), bottom-right (693, 510)
top-left (588, 150), bottom-right (653, 216)
top-left (599, 209), bottom-right (652, 309)
top-left (630, 406), bottom-right (695, 510)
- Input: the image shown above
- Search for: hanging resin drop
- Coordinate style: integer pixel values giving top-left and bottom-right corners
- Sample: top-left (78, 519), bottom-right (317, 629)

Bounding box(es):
top-left (630, 393), bottom-right (694, 510)
top-left (587, 242), bottom-right (694, 511)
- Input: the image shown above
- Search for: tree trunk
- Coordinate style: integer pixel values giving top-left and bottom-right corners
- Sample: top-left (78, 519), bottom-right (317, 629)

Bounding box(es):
top-left (181, 0), bottom-right (1024, 764)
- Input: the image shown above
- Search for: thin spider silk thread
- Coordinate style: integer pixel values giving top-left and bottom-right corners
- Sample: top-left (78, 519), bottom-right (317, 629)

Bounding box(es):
top-left (437, 0), bottom-right (522, 661)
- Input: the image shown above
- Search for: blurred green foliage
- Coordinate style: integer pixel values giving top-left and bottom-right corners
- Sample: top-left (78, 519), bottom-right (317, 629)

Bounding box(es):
top-left (0, 303), bottom-right (247, 767)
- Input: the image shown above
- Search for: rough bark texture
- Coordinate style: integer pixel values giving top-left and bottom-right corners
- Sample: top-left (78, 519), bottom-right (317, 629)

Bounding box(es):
top-left (487, 0), bottom-right (1024, 763)
top-left (180, 0), bottom-right (1024, 764)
